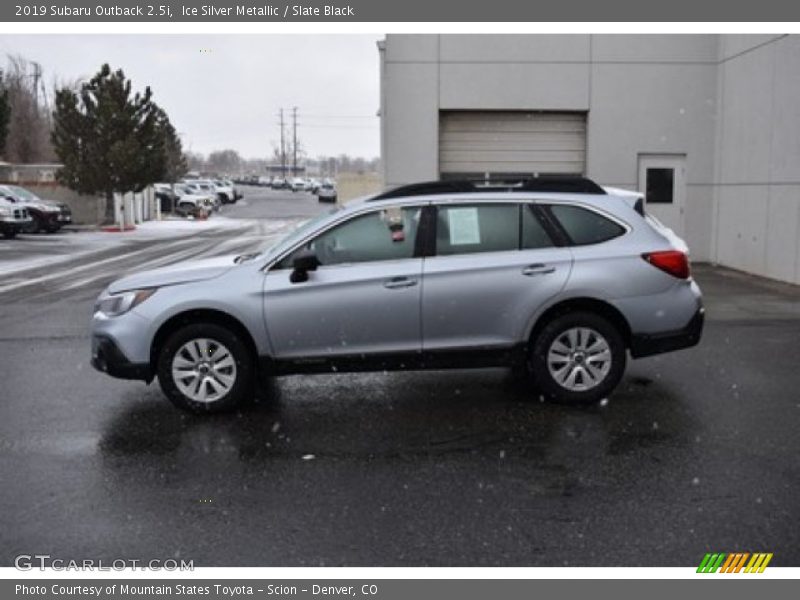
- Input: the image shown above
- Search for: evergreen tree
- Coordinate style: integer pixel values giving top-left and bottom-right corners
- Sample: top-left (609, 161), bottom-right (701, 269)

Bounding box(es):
top-left (52, 64), bottom-right (165, 223)
top-left (154, 106), bottom-right (187, 183)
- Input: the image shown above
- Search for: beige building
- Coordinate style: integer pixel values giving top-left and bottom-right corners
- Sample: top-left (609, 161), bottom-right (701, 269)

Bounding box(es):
top-left (378, 35), bottom-right (800, 284)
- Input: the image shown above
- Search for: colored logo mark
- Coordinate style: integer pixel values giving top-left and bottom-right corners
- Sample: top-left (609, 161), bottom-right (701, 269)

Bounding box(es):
top-left (697, 553), bottom-right (773, 573)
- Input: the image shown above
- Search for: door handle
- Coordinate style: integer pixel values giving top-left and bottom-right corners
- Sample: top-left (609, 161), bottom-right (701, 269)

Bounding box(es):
top-left (522, 263), bottom-right (556, 276)
top-left (383, 276), bottom-right (418, 289)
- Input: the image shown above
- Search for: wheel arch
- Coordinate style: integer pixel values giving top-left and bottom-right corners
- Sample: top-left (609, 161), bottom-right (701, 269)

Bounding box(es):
top-left (527, 297), bottom-right (633, 349)
top-left (150, 308), bottom-right (259, 372)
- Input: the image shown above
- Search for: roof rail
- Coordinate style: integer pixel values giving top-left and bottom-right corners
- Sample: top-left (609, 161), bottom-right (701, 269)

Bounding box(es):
top-left (370, 176), bottom-right (606, 201)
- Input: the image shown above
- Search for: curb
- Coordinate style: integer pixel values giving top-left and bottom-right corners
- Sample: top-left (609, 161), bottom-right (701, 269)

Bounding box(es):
top-left (100, 224), bottom-right (137, 233)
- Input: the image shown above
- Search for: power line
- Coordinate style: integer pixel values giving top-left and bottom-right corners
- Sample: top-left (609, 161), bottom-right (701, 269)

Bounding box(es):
top-left (298, 124), bottom-right (379, 129)
top-left (301, 114), bottom-right (377, 119)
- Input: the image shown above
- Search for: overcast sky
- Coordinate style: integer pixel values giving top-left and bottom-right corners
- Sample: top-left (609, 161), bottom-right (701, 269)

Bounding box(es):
top-left (0, 35), bottom-right (383, 160)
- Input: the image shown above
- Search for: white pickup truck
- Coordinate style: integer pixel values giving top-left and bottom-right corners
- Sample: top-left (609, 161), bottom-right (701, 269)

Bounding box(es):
top-left (0, 196), bottom-right (33, 239)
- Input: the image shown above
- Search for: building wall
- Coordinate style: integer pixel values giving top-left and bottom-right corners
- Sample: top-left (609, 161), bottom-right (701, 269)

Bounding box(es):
top-left (0, 170), bottom-right (105, 225)
top-left (380, 34), bottom-right (800, 281)
top-left (712, 35), bottom-right (800, 283)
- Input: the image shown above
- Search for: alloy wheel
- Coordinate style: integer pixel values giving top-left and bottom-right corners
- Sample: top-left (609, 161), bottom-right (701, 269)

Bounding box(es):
top-left (171, 338), bottom-right (237, 403)
top-left (546, 327), bottom-right (612, 391)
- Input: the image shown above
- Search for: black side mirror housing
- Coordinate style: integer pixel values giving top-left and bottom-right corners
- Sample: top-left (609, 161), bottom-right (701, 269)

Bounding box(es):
top-left (290, 249), bottom-right (320, 283)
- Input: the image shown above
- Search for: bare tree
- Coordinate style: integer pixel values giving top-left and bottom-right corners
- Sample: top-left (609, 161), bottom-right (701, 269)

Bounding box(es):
top-left (206, 149), bottom-right (242, 175)
top-left (3, 55), bottom-right (55, 163)
top-left (184, 151), bottom-right (206, 172)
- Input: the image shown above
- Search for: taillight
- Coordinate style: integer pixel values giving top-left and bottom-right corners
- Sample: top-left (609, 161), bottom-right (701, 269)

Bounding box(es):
top-left (642, 250), bottom-right (690, 279)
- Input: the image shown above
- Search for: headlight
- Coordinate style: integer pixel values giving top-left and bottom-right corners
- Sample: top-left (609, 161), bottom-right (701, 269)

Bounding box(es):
top-left (94, 289), bottom-right (157, 317)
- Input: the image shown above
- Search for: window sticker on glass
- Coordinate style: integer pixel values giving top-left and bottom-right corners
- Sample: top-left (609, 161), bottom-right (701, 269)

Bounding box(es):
top-left (447, 207), bottom-right (481, 245)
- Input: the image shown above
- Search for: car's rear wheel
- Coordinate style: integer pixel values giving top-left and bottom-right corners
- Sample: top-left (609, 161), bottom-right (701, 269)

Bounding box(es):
top-left (530, 311), bottom-right (626, 405)
top-left (157, 323), bottom-right (255, 413)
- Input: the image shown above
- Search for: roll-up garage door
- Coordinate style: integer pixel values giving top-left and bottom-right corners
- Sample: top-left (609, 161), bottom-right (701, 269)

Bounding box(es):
top-left (439, 111), bottom-right (587, 180)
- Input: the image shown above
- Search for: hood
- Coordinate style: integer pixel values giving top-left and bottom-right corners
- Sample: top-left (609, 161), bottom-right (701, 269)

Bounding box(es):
top-left (26, 199), bottom-right (61, 212)
top-left (108, 255), bottom-right (240, 294)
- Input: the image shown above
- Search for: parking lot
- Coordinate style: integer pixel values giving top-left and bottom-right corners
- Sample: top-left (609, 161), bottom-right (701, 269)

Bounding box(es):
top-left (1, 186), bottom-right (799, 567)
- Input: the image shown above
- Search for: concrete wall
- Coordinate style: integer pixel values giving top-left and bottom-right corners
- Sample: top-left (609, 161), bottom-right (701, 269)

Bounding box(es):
top-left (380, 34), bottom-right (800, 277)
top-left (1, 182), bottom-right (105, 225)
top-left (712, 35), bottom-right (800, 284)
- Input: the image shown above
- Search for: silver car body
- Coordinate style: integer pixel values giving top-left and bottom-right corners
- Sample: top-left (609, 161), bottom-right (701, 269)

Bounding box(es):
top-left (91, 188), bottom-right (702, 385)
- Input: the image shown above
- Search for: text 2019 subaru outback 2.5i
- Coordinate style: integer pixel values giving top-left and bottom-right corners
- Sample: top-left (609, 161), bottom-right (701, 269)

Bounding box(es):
top-left (91, 177), bottom-right (703, 413)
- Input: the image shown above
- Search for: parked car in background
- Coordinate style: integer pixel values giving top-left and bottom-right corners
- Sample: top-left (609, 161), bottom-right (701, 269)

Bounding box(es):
top-left (290, 177), bottom-right (307, 192)
top-left (316, 182), bottom-right (337, 203)
top-left (153, 184), bottom-right (180, 213)
top-left (182, 181), bottom-right (220, 211)
top-left (211, 180), bottom-right (237, 204)
top-left (222, 179), bottom-right (243, 201)
top-left (173, 184), bottom-right (216, 215)
top-left (271, 177), bottom-right (288, 190)
top-left (0, 196), bottom-right (32, 239)
top-left (90, 176), bottom-right (703, 413)
top-left (0, 185), bottom-right (72, 233)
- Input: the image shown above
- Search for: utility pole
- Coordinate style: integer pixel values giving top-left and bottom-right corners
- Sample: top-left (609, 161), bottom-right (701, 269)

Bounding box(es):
top-left (292, 106), bottom-right (298, 177)
top-left (32, 62), bottom-right (41, 105)
top-left (279, 108), bottom-right (286, 177)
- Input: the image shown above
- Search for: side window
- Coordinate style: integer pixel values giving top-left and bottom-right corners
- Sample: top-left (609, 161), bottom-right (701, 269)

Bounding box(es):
top-left (548, 204), bottom-right (625, 246)
top-left (284, 206), bottom-right (420, 268)
top-left (521, 205), bottom-right (555, 249)
top-left (436, 204), bottom-right (518, 256)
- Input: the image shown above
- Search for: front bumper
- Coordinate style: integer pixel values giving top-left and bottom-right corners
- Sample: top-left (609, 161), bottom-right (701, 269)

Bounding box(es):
top-left (0, 218), bottom-right (31, 233)
top-left (629, 306), bottom-right (705, 358)
top-left (91, 335), bottom-right (152, 381)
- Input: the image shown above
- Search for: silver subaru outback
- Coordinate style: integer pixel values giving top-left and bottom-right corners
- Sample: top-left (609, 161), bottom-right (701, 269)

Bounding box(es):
top-left (90, 178), bottom-right (703, 412)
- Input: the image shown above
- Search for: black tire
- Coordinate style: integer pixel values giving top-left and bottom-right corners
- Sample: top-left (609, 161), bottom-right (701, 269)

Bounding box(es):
top-left (3, 229), bottom-right (16, 239)
top-left (157, 323), bottom-right (256, 413)
top-left (27, 215), bottom-right (42, 234)
top-left (529, 311), bottom-right (626, 405)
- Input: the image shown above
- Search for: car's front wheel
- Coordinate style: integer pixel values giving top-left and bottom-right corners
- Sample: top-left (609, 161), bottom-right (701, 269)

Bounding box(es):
top-left (529, 311), bottom-right (626, 405)
top-left (157, 323), bottom-right (255, 413)
top-left (26, 215), bottom-right (42, 233)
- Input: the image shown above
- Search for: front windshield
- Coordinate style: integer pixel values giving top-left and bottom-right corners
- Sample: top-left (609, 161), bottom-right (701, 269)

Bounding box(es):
top-left (8, 185), bottom-right (41, 203)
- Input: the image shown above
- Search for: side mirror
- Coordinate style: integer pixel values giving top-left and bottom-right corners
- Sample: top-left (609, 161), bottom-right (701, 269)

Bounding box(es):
top-left (290, 249), bottom-right (320, 283)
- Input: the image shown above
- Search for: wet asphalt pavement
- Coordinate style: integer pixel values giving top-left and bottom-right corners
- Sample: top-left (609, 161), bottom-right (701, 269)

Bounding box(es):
top-left (1, 187), bottom-right (799, 567)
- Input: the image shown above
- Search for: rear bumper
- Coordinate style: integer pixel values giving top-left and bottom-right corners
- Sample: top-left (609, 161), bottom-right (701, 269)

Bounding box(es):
top-left (629, 306), bottom-right (704, 359)
top-left (91, 335), bottom-right (152, 381)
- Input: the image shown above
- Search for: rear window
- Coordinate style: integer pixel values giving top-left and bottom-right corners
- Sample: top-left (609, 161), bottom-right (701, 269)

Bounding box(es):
top-left (548, 204), bottom-right (625, 245)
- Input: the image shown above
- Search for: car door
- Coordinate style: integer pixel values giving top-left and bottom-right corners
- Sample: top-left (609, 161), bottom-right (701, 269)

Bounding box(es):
top-left (262, 205), bottom-right (424, 359)
top-left (422, 202), bottom-right (573, 352)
